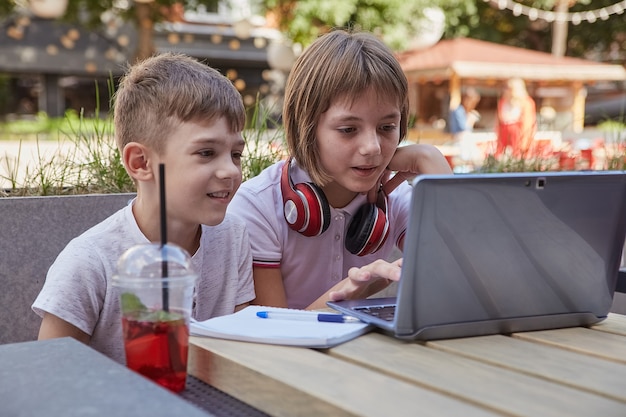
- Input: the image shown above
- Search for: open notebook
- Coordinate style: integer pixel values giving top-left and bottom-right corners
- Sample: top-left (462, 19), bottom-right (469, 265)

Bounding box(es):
top-left (190, 305), bottom-right (371, 348)
top-left (329, 171), bottom-right (626, 340)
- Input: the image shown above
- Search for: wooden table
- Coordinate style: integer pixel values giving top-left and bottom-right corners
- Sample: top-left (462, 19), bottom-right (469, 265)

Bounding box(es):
top-left (188, 313), bottom-right (626, 417)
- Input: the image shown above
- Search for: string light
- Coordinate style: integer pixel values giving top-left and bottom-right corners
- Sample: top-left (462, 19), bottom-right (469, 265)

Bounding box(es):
top-left (483, 0), bottom-right (626, 25)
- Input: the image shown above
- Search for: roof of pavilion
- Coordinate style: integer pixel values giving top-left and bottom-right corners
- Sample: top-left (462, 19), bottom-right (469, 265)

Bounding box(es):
top-left (397, 37), bottom-right (626, 82)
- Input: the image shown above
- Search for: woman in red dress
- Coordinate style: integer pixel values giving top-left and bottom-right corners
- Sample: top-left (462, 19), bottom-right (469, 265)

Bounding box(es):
top-left (496, 78), bottom-right (537, 157)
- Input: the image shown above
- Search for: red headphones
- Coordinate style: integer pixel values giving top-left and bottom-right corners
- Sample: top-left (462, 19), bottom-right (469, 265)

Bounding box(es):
top-left (280, 158), bottom-right (390, 256)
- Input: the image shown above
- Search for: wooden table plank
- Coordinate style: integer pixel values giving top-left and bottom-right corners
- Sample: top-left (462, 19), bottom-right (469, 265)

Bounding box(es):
top-left (188, 336), bottom-right (499, 417)
top-left (513, 327), bottom-right (626, 364)
top-left (427, 334), bottom-right (626, 403)
top-left (592, 313), bottom-right (626, 336)
top-left (329, 333), bottom-right (626, 417)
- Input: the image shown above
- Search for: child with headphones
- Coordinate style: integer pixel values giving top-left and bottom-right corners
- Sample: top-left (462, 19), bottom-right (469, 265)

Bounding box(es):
top-left (229, 29), bottom-right (452, 310)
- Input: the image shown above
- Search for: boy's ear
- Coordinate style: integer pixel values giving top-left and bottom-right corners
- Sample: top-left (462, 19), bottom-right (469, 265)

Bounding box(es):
top-left (123, 142), bottom-right (154, 182)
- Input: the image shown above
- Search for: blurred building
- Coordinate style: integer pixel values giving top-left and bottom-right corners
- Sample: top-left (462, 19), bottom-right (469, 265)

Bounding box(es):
top-left (0, 2), bottom-right (282, 119)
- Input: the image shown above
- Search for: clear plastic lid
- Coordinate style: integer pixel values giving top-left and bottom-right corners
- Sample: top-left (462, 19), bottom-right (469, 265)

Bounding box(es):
top-left (112, 243), bottom-right (197, 286)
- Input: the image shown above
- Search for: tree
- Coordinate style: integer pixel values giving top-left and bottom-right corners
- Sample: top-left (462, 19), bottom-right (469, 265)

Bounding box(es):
top-left (262, 0), bottom-right (478, 51)
top-left (7, 0), bottom-right (622, 64)
top-left (5, 1), bottom-right (220, 62)
top-left (262, 0), bottom-right (625, 65)
top-left (443, 0), bottom-right (626, 64)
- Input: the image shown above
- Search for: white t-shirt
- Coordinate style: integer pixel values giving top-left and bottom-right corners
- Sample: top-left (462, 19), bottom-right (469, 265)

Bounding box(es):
top-left (32, 201), bottom-right (255, 364)
top-left (228, 160), bottom-right (411, 309)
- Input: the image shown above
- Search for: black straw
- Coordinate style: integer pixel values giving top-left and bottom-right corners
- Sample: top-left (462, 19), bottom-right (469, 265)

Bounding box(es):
top-left (159, 163), bottom-right (169, 312)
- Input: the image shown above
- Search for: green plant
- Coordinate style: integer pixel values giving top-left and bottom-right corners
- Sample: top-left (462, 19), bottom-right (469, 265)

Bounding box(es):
top-left (478, 152), bottom-right (558, 173)
top-left (241, 96), bottom-right (286, 181)
top-left (66, 81), bottom-right (133, 194)
top-left (0, 81), bottom-right (135, 197)
top-left (0, 125), bottom-right (133, 197)
top-left (0, 111), bottom-right (104, 140)
top-left (599, 120), bottom-right (626, 170)
top-left (1, 88), bottom-right (285, 196)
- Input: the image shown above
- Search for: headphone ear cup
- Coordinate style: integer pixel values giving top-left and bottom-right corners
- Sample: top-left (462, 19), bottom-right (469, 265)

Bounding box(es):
top-left (280, 158), bottom-right (331, 237)
top-left (294, 182), bottom-right (331, 237)
top-left (345, 199), bottom-right (389, 256)
top-left (281, 160), bottom-right (308, 232)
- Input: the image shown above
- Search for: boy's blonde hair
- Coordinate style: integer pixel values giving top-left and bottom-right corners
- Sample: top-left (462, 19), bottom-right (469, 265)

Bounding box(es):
top-left (283, 30), bottom-right (409, 186)
top-left (114, 52), bottom-right (245, 155)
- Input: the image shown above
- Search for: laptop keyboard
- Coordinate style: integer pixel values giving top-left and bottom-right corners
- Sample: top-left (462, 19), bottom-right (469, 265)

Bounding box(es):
top-left (354, 305), bottom-right (396, 322)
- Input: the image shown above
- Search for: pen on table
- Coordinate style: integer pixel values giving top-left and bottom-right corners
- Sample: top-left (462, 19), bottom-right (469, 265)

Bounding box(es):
top-left (256, 311), bottom-right (362, 323)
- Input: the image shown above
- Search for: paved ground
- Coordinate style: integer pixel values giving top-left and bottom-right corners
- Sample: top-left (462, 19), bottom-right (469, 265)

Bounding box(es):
top-left (0, 139), bottom-right (99, 189)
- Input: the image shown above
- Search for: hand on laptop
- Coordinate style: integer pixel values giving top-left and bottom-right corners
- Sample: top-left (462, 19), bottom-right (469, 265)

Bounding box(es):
top-left (329, 259), bottom-right (403, 302)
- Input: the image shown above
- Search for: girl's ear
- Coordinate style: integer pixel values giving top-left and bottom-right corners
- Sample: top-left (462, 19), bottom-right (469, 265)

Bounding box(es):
top-left (123, 142), bottom-right (154, 182)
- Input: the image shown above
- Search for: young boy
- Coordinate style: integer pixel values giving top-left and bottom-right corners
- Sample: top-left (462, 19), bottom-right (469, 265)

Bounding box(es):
top-left (32, 53), bottom-right (255, 364)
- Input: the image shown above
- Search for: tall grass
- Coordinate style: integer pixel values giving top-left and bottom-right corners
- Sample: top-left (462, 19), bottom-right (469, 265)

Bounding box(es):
top-left (241, 96), bottom-right (286, 180)
top-left (479, 153), bottom-right (558, 173)
top-left (599, 120), bottom-right (626, 170)
top-left (0, 89), bottom-right (285, 197)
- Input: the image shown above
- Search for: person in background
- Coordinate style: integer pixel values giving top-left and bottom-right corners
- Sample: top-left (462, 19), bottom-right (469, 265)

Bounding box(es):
top-left (32, 53), bottom-right (255, 364)
top-left (496, 78), bottom-right (537, 157)
top-left (448, 87), bottom-right (481, 141)
top-left (448, 88), bottom-right (481, 169)
top-left (228, 29), bottom-right (452, 311)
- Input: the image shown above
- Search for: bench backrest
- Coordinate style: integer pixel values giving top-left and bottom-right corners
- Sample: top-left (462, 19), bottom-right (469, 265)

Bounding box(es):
top-left (0, 194), bottom-right (134, 344)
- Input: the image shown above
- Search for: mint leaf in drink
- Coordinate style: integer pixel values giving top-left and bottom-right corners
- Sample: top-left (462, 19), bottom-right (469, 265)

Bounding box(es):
top-left (121, 292), bottom-right (147, 314)
top-left (147, 309), bottom-right (184, 323)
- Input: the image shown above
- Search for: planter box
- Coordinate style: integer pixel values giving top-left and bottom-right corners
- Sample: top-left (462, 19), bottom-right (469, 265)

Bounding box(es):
top-left (0, 193), bottom-right (135, 344)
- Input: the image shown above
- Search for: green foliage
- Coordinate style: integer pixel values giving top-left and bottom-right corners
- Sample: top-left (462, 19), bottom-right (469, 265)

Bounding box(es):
top-left (0, 111), bottom-right (100, 139)
top-left (0, 122), bottom-right (134, 197)
top-left (443, 0), bottom-right (625, 62)
top-left (241, 96), bottom-right (286, 181)
top-left (264, 0), bottom-right (624, 63)
top-left (598, 120), bottom-right (626, 170)
top-left (0, 74), bottom-right (9, 114)
top-left (6, 1), bottom-right (622, 61)
top-left (2, 1), bottom-right (222, 61)
top-left (479, 153), bottom-right (558, 173)
top-left (0, 89), bottom-right (284, 197)
top-left (605, 153), bottom-right (626, 171)
top-left (0, 82), bottom-right (135, 197)
top-left (1, 1), bottom-right (220, 25)
top-left (120, 293), bottom-right (147, 314)
top-left (0, 1), bottom-right (14, 16)
top-left (263, 0), bottom-right (441, 50)
top-left (598, 120), bottom-right (626, 142)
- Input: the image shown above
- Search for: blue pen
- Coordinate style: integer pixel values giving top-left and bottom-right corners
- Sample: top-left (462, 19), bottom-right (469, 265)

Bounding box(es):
top-left (256, 311), bottom-right (361, 323)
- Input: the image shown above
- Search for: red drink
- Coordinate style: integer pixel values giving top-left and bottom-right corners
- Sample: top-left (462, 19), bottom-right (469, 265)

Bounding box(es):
top-left (122, 311), bottom-right (189, 393)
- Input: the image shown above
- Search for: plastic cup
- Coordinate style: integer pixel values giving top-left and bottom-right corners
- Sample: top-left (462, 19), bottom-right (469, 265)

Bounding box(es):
top-left (112, 243), bottom-right (197, 393)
